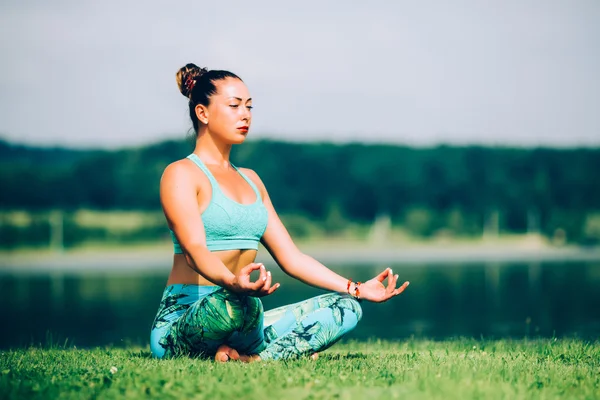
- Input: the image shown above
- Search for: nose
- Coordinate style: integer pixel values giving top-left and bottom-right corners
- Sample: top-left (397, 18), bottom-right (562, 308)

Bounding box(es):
top-left (242, 106), bottom-right (251, 121)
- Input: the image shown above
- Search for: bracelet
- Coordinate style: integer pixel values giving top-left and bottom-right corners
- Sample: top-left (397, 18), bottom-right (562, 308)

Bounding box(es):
top-left (346, 279), bottom-right (361, 300)
top-left (354, 282), bottom-right (362, 300)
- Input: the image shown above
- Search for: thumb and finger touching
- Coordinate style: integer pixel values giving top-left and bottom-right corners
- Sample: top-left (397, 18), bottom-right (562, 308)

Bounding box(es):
top-left (375, 267), bottom-right (392, 282)
top-left (365, 267), bottom-right (410, 301)
top-left (239, 263), bottom-right (281, 296)
top-left (241, 263), bottom-right (261, 277)
top-left (250, 264), bottom-right (267, 290)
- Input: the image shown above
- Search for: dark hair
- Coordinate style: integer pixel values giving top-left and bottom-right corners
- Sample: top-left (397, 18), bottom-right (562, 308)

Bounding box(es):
top-left (176, 63), bottom-right (242, 132)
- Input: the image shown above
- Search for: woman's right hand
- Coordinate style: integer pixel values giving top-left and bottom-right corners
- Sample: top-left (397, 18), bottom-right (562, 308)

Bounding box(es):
top-left (229, 263), bottom-right (280, 297)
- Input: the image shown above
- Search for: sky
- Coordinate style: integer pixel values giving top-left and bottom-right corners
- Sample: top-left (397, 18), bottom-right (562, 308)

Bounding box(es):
top-left (0, 0), bottom-right (599, 148)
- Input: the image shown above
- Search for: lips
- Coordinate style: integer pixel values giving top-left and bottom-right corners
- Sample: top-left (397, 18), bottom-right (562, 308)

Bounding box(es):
top-left (237, 126), bottom-right (249, 132)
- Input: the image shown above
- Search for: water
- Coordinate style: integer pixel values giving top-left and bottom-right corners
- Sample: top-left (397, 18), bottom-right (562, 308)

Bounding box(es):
top-left (1, 261), bottom-right (599, 349)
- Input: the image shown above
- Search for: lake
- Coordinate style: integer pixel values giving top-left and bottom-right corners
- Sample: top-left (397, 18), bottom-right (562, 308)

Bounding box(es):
top-left (1, 260), bottom-right (599, 349)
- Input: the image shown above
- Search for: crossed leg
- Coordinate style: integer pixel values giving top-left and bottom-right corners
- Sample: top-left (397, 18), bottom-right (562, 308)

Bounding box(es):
top-left (255, 292), bottom-right (363, 361)
top-left (162, 289), bottom-right (362, 362)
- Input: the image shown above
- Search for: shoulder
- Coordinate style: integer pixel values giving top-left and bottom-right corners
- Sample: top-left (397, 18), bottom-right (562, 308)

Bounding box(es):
top-left (239, 167), bottom-right (265, 187)
top-left (161, 158), bottom-right (195, 182)
top-left (161, 158), bottom-right (209, 190)
top-left (238, 167), bottom-right (268, 197)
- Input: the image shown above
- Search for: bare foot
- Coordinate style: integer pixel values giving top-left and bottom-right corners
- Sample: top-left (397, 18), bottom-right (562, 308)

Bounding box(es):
top-left (214, 345), bottom-right (240, 363)
top-left (311, 352), bottom-right (319, 361)
top-left (238, 354), bottom-right (261, 363)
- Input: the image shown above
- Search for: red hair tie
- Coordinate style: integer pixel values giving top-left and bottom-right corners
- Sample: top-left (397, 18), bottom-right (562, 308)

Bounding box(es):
top-left (184, 76), bottom-right (196, 95)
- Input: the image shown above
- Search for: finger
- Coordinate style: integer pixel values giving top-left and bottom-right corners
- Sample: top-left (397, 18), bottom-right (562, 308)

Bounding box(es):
top-left (250, 264), bottom-right (267, 290)
top-left (258, 264), bottom-right (268, 285)
top-left (261, 270), bottom-right (273, 293)
top-left (254, 280), bottom-right (279, 297)
top-left (375, 267), bottom-right (392, 283)
top-left (242, 263), bottom-right (262, 276)
top-left (267, 282), bottom-right (280, 295)
top-left (385, 269), bottom-right (395, 294)
top-left (393, 281), bottom-right (410, 296)
top-left (389, 272), bottom-right (400, 295)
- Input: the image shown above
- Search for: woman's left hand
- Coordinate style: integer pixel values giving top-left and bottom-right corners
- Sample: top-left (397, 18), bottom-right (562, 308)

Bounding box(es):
top-left (357, 268), bottom-right (410, 303)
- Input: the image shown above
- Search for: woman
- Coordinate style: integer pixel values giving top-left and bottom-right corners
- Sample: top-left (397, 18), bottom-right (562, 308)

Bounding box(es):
top-left (150, 63), bottom-right (410, 362)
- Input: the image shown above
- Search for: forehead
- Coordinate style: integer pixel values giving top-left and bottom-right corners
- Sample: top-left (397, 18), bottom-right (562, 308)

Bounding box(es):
top-left (214, 77), bottom-right (250, 100)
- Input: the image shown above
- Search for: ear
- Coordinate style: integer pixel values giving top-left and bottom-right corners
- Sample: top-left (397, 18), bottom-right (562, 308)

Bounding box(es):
top-left (195, 104), bottom-right (209, 125)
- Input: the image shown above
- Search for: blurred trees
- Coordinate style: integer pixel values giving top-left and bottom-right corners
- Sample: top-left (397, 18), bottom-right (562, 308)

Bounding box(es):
top-left (1, 138), bottom-right (599, 244)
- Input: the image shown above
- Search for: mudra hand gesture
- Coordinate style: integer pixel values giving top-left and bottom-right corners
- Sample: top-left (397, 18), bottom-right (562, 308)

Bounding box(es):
top-left (357, 268), bottom-right (410, 303)
top-left (230, 262), bottom-right (280, 297)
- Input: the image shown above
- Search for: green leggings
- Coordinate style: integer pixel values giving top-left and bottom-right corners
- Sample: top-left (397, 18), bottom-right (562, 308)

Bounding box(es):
top-left (150, 284), bottom-right (363, 360)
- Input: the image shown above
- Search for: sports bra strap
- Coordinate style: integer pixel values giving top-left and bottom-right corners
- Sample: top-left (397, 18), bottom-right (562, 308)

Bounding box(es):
top-left (231, 164), bottom-right (262, 199)
top-left (187, 154), bottom-right (218, 186)
top-left (187, 154), bottom-right (261, 200)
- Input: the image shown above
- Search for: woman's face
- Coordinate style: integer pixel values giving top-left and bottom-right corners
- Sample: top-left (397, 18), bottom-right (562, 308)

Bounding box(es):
top-left (199, 77), bottom-right (253, 144)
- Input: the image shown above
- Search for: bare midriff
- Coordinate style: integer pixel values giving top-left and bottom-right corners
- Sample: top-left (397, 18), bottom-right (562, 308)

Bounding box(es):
top-left (166, 249), bottom-right (258, 286)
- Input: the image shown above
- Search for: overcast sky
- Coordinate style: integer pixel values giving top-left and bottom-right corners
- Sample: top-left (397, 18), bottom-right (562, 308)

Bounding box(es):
top-left (0, 0), bottom-right (598, 148)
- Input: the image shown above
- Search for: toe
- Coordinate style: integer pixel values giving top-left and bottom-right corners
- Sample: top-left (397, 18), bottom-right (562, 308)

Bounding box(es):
top-left (215, 344), bottom-right (232, 362)
top-left (228, 348), bottom-right (240, 361)
top-left (239, 354), bottom-right (261, 363)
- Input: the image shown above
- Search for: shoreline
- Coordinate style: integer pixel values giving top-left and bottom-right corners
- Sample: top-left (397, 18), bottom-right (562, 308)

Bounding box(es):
top-left (1, 240), bottom-right (599, 275)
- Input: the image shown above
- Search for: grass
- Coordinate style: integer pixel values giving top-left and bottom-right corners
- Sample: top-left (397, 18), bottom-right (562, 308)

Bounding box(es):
top-left (1, 339), bottom-right (598, 399)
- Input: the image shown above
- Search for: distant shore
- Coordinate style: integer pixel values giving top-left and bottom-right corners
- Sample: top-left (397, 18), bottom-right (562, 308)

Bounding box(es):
top-left (1, 238), bottom-right (599, 275)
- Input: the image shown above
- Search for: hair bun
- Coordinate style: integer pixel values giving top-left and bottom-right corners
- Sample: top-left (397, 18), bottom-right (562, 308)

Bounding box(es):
top-left (176, 63), bottom-right (208, 98)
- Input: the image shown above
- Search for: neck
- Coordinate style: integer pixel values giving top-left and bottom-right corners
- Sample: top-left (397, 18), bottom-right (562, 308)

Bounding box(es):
top-left (194, 131), bottom-right (232, 168)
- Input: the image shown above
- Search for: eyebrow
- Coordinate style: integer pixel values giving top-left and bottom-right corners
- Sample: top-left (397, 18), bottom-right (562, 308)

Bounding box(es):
top-left (228, 97), bottom-right (252, 102)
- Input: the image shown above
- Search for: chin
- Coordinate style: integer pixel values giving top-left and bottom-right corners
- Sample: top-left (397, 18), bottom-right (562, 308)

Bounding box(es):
top-left (231, 133), bottom-right (248, 144)
top-left (229, 134), bottom-right (248, 145)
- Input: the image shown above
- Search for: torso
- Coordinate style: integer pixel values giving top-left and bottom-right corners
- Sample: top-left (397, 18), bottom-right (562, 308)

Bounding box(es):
top-left (167, 249), bottom-right (257, 286)
top-left (165, 156), bottom-right (263, 286)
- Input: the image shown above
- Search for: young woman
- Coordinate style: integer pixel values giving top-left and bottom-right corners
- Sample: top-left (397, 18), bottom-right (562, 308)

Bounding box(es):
top-left (150, 63), bottom-right (410, 362)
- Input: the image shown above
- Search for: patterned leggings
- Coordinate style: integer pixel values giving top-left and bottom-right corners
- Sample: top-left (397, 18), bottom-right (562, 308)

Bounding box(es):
top-left (150, 284), bottom-right (363, 360)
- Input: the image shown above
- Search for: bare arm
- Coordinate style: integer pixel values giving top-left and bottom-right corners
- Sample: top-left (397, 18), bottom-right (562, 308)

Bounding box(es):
top-left (244, 168), bottom-right (409, 302)
top-left (161, 162), bottom-right (276, 295)
top-left (244, 169), bottom-right (353, 292)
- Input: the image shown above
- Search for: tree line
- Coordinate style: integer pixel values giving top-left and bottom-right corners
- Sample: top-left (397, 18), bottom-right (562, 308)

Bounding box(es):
top-left (1, 138), bottom-right (599, 243)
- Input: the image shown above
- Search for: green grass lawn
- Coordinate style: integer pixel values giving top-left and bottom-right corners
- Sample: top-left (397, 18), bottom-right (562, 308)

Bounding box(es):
top-left (1, 339), bottom-right (598, 399)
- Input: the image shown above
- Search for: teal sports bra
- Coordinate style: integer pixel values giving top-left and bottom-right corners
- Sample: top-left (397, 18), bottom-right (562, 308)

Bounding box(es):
top-left (170, 154), bottom-right (268, 253)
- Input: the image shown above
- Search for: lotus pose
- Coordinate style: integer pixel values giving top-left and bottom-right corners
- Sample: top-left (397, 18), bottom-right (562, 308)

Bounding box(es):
top-left (150, 63), bottom-right (410, 361)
